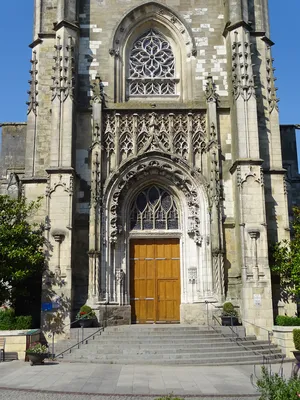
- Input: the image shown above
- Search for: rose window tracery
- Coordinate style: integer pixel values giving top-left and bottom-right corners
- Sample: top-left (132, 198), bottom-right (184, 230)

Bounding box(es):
top-left (130, 185), bottom-right (179, 230)
top-left (128, 29), bottom-right (176, 96)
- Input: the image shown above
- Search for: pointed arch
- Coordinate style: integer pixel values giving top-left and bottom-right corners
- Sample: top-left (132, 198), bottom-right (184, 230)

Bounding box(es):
top-left (103, 152), bottom-right (209, 244)
top-left (109, 1), bottom-right (197, 102)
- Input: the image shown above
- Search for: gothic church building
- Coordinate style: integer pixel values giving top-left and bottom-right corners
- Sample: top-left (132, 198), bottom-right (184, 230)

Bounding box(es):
top-left (1, 0), bottom-right (299, 337)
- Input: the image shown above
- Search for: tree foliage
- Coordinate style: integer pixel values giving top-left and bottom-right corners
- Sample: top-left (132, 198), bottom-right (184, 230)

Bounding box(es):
top-left (0, 195), bottom-right (45, 306)
top-left (272, 207), bottom-right (300, 301)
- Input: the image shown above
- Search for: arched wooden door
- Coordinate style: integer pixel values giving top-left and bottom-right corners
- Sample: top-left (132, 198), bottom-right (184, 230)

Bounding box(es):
top-left (130, 238), bottom-right (180, 323)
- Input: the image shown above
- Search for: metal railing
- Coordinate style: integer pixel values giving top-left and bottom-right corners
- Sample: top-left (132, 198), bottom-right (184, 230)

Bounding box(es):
top-left (205, 301), bottom-right (285, 365)
top-left (47, 311), bottom-right (103, 360)
top-left (54, 326), bottom-right (104, 360)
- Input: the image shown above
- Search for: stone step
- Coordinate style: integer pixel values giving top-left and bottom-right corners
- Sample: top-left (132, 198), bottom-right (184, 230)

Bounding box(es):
top-left (54, 325), bottom-right (283, 366)
top-left (81, 337), bottom-right (265, 345)
top-left (58, 338), bottom-right (277, 348)
top-left (53, 337), bottom-right (274, 353)
top-left (68, 326), bottom-right (245, 337)
top-left (62, 352), bottom-right (282, 364)
top-left (69, 346), bottom-right (281, 357)
top-left (59, 341), bottom-right (281, 356)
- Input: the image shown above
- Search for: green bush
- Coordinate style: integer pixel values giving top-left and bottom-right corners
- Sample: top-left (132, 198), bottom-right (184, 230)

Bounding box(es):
top-left (76, 304), bottom-right (96, 320)
top-left (0, 308), bottom-right (32, 330)
top-left (80, 305), bottom-right (93, 314)
top-left (293, 329), bottom-right (300, 350)
top-left (256, 366), bottom-right (300, 399)
top-left (0, 308), bottom-right (15, 330)
top-left (275, 315), bottom-right (300, 326)
top-left (222, 302), bottom-right (238, 317)
top-left (14, 316), bottom-right (32, 330)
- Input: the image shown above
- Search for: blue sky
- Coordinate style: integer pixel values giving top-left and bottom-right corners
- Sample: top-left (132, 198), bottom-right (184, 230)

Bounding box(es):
top-left (0, 2), bottom-right (299, 126)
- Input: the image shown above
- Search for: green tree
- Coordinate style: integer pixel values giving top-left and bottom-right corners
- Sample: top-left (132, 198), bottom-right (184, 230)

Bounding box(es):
top-left (272, 206), bottom-right (300, 301)
top-left (0, 195), bottom-right (45, 308)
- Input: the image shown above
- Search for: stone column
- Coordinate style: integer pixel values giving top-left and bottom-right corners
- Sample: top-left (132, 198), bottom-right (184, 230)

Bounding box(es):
top-left (41, 16), bottom-right (79, 333)
top-left (226, 23), bottom-right (273, 338)
top-left (87, 74), bottom-right (104, 306)
top-left (205, 76), bottom-right (224, 301)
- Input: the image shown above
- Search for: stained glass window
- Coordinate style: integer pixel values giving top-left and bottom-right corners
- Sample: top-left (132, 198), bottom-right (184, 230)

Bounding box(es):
top-left (130, 185), bottom-right (179, 230)
top-left (128, 29), bottom-right (176, 96)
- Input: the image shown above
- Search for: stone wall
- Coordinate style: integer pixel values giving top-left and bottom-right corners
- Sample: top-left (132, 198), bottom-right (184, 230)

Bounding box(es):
top-left (0, 123), bottom-right (26, 196)
top-left (272, 326), bottom-right (295, 359)
top-left (281, 125), bottom-right (300, 220)
top-left (0, 123), bottom-right (26, 178)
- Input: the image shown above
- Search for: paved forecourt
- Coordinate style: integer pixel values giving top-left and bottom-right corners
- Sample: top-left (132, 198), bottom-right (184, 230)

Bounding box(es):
top-left (0, 360), bottom-right (294, 399)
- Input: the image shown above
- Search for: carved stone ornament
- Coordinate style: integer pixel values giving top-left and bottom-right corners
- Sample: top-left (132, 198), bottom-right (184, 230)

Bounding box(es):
top-left (51, 36), bottom-right (75, 101)
top-left (103, 111), bottom-right (206, 162)
top-left (46, 174), bottom-right (74, 197)
top-left (105, 157), bottom-right (205, 245)
top-left (116, 269), bottom-right (125, 284)
top-left (111, 2), bottom-right (196, 67)
top-left (237, 165), bottom-right (262, 188)
top-left (266, 47), bottom-right (279, 113)
top-left (27, 50), bottom-right (38, 115)
top-left (205, 75), bottom-right (218, 103)
top-left (91, 73), bottom-right (105, 104)
top-left (231, 31), bottom-right (255, 101)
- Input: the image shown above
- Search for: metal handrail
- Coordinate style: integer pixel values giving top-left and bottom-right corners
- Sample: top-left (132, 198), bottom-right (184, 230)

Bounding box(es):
top-left (206, 306), bottom-right (285, 365)
top-left (242, 319), bottom-right (273, 334)
top-left (54, 326), bottom-right (104, 360)
top-left (210, 316), bottom-right (282, 364)
top-left (48, 311), bottom-right (99, 359)
top-left (212, 314), bottom-right (240, 340)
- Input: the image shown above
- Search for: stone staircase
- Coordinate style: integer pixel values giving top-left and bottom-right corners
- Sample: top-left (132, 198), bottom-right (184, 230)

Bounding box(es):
top-left (54, 325), bottom-right (284, 365)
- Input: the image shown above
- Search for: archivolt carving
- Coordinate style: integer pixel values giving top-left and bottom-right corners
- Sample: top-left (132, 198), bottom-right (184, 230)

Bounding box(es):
top-left (105, 157), bottom-right (206, 245)
top-left (110, 2), bottom-right (197, 59)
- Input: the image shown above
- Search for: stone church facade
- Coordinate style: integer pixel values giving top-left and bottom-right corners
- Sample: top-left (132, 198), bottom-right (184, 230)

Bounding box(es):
top-left (1, 0), bottom-right (300, 338)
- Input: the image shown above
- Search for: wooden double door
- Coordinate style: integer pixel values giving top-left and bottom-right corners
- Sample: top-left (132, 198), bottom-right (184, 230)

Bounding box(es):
top-left (130, 239), bottom-right (180, 323)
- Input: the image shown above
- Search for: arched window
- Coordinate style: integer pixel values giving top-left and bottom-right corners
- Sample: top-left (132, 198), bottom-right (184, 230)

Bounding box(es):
top-left (130, 185), bottom-right (179, 230)
top-left (128, 29), bottom-right (177, 96)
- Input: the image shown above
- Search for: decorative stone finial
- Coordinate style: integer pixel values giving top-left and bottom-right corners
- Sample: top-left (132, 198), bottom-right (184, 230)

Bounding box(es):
top-left (205, 75), bottom-right (218, 103)
top-left (91, 73), bottom-right (104, 104)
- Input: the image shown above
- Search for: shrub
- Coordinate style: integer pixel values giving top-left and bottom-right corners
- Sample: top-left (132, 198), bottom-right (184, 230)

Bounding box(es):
top-left (76, 304), bottom-right (96, 320)
top-left (0, 308), bottom-right (32, 330)
top-left (275, 315), bottom-right (300, 326)
top-left (14, 316), bottom-right (32, 330)
top-left (222, 302), bottom-right (237, 317)
top-left (0, 308), bottom-right (15, 330)
top-left (293, 329), bottom-right (300, 350)
top-left (256, 366), bottom-right (300, 399)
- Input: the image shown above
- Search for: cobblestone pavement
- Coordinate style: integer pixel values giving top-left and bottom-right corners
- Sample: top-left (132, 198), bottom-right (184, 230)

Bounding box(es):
top-left (0, 389), bottom-right (259, 400)
top-left (0, 360), bottom-right (293, 399)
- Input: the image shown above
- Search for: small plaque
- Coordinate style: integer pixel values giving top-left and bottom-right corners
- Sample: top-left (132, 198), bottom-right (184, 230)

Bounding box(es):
top-left (254, 294), bottom-right (261, 306)
top-left (41, 302), bottom-right (53, 311)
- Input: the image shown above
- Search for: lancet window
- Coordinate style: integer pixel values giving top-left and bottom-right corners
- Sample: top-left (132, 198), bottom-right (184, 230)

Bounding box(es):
top-left (128, 29), bottom-right (176, 96)
top-left (130, 185), bottom-right (179, 230)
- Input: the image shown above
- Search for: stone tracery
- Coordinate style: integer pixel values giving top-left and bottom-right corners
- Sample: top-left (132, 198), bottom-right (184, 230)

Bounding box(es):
top-left (130, 185), bottom-right (179, 230)
top-left (128, 29), bottom-right (176, 96)
top-left (103, 111), bottom-right (206, 168)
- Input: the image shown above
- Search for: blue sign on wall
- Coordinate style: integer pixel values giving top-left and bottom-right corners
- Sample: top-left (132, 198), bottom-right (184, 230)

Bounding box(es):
top-left (41, 302), bottom-right (53, 311)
